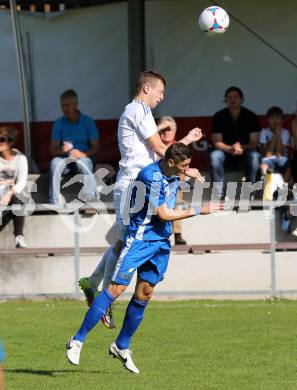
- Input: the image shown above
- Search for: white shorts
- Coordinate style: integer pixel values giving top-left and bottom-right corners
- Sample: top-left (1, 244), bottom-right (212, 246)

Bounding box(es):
top-left (113, 178), bottom-right (135, 241)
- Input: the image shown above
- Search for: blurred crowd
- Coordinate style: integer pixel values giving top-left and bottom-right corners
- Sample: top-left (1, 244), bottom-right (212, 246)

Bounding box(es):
top-left (1, 86), bottom-right (297, 247)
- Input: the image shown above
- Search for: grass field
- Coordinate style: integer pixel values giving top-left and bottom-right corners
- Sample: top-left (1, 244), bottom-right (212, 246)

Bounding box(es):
top-left (1, 299), bottom-right (297, 389)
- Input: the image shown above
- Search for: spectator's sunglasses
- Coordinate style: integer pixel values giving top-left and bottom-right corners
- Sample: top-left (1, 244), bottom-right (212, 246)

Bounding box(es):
top-left (0, 136), bottom-right (12, 143)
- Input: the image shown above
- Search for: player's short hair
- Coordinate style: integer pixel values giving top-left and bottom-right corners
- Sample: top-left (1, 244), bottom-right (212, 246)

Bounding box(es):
top-left (157, 116), bottom-right (177, 131)
top-left (224, 86), bottom-right (244, 99)
top-left (60, 89), bottom-right (78, 101)
top-left (135, 70), bottom-right (166, 95)
top-left (165, 142), bottom-right (192, 163)
top-left (266, 106), bottom-right (283, 117)
top-left (0, 127), bottom-right (18, 146)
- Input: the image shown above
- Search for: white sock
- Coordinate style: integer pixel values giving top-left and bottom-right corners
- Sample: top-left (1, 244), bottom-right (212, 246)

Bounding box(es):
top-left (88, 246), bottom-right (113, 291)
top-left (102, 249), bottom-right (120, 290)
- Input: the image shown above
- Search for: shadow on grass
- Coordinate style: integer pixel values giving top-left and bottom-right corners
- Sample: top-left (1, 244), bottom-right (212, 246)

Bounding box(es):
top-left (6, 368), bottom-right (116, 377)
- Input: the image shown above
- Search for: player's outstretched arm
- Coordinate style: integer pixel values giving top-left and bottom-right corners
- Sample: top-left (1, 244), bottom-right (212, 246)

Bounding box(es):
top-left (179, 127), bottom-right (203, 145)
top-left (200, 202), bottom-right (224, 215)
top-left (147, 127), bottom-right (203, 159)
top-left (146, 132), bottom-right (168, 158)
top-left (184, 167), bottom-right (205, 183)
top-left (156, 203), bottom-right (198, 222)
top-left (156, 202), bottom-right (224, 222)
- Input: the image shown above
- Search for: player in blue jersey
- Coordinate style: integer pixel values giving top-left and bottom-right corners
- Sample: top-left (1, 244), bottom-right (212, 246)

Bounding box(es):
top-left (66, 143), bottom-right (220, 373)
top-left (79, 70), bottom-right (202, 328)
top-left (0, 340), bottom-right (5, 389)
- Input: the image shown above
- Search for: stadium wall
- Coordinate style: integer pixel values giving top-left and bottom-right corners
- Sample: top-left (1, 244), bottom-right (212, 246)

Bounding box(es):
top-left (0, 1), bottom-right (296, 170)
top-left (0, 115), bottom-right (293, 172)
top-left (0, 0), bottom-right (296, 121)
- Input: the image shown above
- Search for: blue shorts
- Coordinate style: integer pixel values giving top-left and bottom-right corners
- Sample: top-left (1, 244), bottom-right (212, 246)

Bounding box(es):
top-left (0, 341), bottom-right (5, 363)
top-left (112, 237), bottom-right (171, 286)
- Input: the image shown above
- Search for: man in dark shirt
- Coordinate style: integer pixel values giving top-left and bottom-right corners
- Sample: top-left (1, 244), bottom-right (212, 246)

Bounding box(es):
top-left (209, 86), bottom-right (261, 199)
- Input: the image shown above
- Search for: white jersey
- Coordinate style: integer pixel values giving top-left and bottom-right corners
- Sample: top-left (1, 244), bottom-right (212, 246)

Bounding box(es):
top-left (117, 99), bottom-right (158, 181)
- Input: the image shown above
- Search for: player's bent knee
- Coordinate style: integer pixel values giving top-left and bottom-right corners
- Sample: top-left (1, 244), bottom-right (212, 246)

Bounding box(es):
top-left (136, 292), bottom-right (153, 301)
top-left (108, 282), bottom-right (127, 298)
top-left (134, 280), bottom-right (155, 301)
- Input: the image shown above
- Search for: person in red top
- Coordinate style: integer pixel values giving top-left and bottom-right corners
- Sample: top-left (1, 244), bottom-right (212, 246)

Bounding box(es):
top-left (157, 116), bottom-right (188, 245)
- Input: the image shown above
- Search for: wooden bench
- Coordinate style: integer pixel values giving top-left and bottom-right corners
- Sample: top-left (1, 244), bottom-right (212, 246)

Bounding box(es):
top-left (1, 242), bottom-right (297, 257)
top-left (0, 247), bottom-right (107, 257)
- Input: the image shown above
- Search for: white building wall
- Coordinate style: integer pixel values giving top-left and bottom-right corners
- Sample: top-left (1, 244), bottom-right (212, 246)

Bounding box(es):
top-left (0, 3), bottom-right (129, 121)
top-left (0, 0), bottom-right (296, 121)
top-left (146, 0), bottom-right (297, 117)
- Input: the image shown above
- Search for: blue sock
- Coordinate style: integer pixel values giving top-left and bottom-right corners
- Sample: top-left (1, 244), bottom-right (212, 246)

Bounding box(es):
top-left (115, 297), bottom-right (148, 350)
top-left (74, 289), bottom-right (115, 343)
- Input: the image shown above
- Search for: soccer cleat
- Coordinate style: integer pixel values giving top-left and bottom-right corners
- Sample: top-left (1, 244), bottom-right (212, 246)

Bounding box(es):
top-left (79, 279), bottom-right (115, 329)
top-left (109, 342), bottom-right (139, 374)
top-left (101, 304), bottom-right (115, 329)
top-left (79, 277), bottom-right (95, 306)
top-left (66, 337), bottom-right (83, 366)
top-left (101, 304), bottom-right (116, 329)
top-left (15, 235), bottom-right (27, 248)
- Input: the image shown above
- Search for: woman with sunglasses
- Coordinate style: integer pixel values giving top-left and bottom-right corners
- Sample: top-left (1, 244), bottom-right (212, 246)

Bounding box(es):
top-left (0, 127), bottom-right (28, 248)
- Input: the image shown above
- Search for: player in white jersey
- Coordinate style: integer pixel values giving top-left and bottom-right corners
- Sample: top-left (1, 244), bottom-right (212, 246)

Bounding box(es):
top-left (79, 70), bottom-right (203, 327)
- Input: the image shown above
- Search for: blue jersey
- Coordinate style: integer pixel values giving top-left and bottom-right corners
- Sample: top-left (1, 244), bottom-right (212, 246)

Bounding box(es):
top-left (51, 112), bottom-right (99, 152)
top-left (127, 161), bottom-right (180, 241)
top-left (0, 340), bottom-right (5, 363)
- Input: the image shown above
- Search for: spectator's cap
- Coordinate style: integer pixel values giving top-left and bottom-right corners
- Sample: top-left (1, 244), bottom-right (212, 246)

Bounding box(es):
top-left (224, 86), bottom-right (244, 99)
top-left (266, 106), bottom-right (284, 117)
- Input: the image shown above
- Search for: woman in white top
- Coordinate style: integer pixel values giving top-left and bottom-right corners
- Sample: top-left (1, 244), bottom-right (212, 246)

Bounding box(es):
top-left (0, 127), bottom-right (28, 248)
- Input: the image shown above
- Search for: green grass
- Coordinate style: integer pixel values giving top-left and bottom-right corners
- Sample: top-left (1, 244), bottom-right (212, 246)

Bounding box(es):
top-left (1, 299), bottom-right (297, 389)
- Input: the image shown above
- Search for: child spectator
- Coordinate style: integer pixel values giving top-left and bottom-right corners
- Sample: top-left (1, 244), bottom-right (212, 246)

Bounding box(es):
top-left (259, 106), bottom-right (292, 183)
top-left (260, 107), bottom-right (293, 231)
top-left (291, 107), bottom-right (297, 184)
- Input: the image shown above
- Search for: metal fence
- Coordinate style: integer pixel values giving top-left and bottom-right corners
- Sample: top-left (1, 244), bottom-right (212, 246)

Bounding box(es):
top-left (0, 201), bottom-right (297, 299)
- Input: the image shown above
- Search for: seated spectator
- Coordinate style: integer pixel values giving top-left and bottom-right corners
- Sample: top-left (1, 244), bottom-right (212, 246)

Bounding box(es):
top-left (209, 86), bottom-right (261, 199)
top-left (0, 127), bottom-right (28, 248)
top-left (157, 116), bottom-right (188, 245)
top-left (49, 89), bottom-right (99, 204)
top-left (291, 108), bottom-right (297, 185)
top-left (286, 108), bottom-right (297, 236)
top-left (260, 106), bottom-right (291, 183)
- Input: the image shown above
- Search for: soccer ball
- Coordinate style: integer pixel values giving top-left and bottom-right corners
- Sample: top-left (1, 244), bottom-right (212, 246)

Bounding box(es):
top-left (198, 6), bottom-right (229, 36)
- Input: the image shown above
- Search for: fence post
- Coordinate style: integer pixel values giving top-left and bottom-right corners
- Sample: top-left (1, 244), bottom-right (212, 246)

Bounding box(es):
top-left (74, 209), bottom-right (81, 299)
top-left (269, 205), bottom-right (277, 298)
